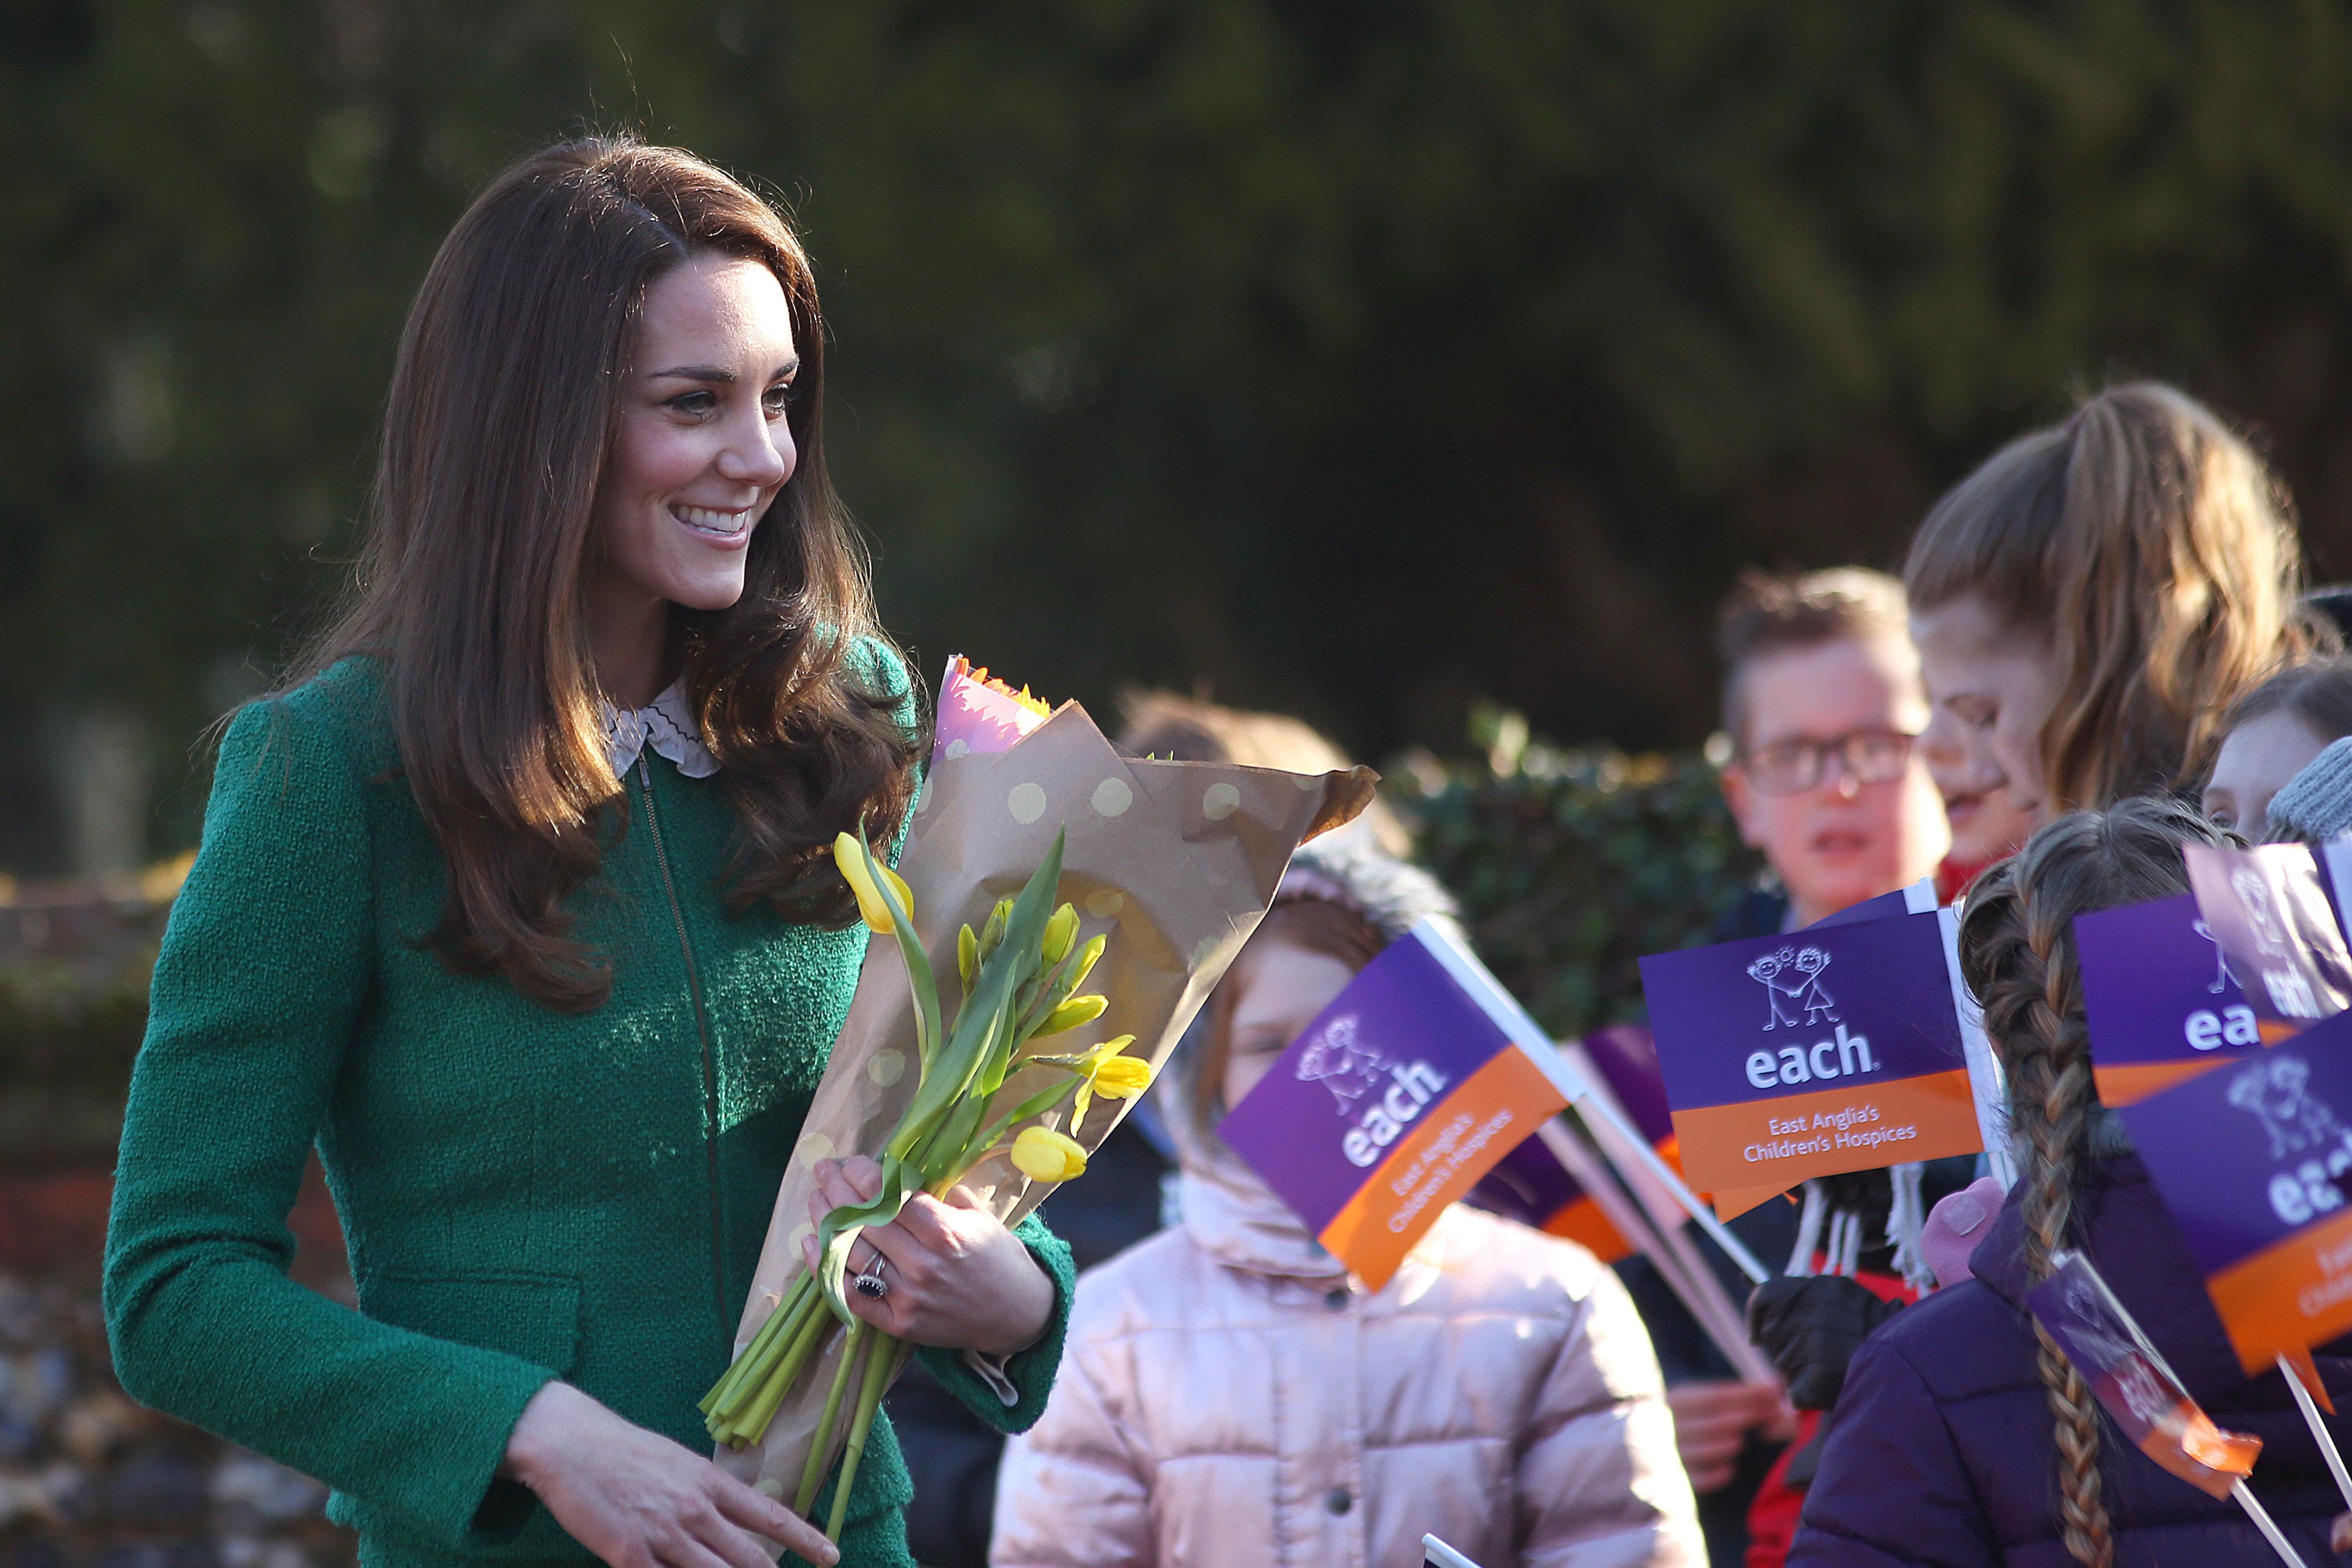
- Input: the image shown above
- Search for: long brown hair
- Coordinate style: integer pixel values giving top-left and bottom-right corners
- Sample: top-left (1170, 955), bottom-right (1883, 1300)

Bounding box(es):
top-left (293, 136), bottom-right (920, 1010)
top-left (1906, 382), bottom-right (2319, 811)
top-left (1957, 797), bottom-right (2231, 1566)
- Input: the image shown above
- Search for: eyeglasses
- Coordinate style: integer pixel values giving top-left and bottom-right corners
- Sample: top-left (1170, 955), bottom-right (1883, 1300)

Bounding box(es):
top-left (1736, 728), bottom-right (1918, 796)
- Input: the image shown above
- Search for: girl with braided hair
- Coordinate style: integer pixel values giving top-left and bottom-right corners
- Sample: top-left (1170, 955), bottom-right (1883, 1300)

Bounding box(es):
top-left (1788, 797), bottom-right (2352, 1566)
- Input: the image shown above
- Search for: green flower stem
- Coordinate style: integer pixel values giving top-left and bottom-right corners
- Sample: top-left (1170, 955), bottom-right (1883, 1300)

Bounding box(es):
top-left (706, 1286), bottom-right (808, 1426)
top-left (704, 1275), bottom-right (816, 1417)
top-left (954, 1075), bottom-right (1083, 1186)
top-left (721, 1298), bottom-right (831, 1446)
top-left (853, 833), bottom-right (942, 1072)
top-left (796, 1318), bottom-right (870, 1514)
top-left (762, 1298), bottom-right (837, 1422)
top-left (919, 1081), bottom-right (993, 1183)
top-left (825, 1333), bottom-right (909, 1544)
top-left (1010, 962), bottom-right (1076, 1045)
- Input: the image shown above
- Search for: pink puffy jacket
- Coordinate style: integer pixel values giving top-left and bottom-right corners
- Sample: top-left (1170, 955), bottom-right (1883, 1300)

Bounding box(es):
top-left (991, 1129), bottom-right (1703, 1568)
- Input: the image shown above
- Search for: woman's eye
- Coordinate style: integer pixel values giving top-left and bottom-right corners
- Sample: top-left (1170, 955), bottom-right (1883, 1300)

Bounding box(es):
top-left (666, 391), bottom-right (717, 417)
top-left (763, 382), bottom-right (798, 417)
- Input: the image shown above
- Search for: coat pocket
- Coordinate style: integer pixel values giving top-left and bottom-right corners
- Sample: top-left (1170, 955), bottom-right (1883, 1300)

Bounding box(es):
top-left (363, 1271), bottom-right (583, 1376)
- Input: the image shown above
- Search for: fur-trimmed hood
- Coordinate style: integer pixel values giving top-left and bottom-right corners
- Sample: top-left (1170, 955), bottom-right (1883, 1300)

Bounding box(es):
top-left (1154, 838), bottom-right (1464, 1277)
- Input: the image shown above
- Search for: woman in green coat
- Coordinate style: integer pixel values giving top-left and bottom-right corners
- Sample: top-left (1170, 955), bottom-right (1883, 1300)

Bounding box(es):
top-left (102, 138), bottom-right (1073, 1568)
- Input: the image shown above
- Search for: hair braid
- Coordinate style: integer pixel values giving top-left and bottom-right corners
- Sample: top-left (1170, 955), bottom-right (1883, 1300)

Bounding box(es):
top-left (2025, 912), bottom-right (2112, 1564)
top-left (1966, 857), bottom-right (2114, 1567)
top-left (2039, 1331), bottom-right (2113, 1566)
top-left (1958, 798), bottom-right (2232, 1564)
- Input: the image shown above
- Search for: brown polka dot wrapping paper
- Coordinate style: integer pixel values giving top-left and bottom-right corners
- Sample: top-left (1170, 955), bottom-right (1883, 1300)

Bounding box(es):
top-left (717, 686), bottom-right (1374, 1500)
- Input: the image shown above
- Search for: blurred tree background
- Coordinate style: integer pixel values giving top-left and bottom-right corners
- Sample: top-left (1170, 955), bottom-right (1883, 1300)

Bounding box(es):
top-left (8, 0), bottom-right (2352, 874)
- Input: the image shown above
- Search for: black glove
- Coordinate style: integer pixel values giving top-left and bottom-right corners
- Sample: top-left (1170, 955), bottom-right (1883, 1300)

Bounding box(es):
top-left (1745, 1275), bottom-right (1903, 1411)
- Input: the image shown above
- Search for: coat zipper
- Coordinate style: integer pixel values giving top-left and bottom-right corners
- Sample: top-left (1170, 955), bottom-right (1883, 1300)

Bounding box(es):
top-left (637, 756), bottom-right (731, 1336)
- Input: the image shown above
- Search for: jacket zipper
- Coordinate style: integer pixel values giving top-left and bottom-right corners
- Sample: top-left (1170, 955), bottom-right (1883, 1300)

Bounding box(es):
top-left (637, 756), bottom-right (732, 1336)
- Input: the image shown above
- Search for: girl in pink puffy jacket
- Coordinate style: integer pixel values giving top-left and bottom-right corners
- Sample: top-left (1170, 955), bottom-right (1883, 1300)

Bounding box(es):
top-left (991, 840), bottom-right (1703, 1568)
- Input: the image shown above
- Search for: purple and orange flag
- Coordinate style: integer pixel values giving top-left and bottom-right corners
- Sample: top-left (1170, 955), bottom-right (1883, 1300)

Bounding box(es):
top-left (1218, 921), bottom-right (1578, 1289)
top-left (2184, 842), bottom-right (2352, 1043)
top-left (2027, 1250), bottom-right (2262, 1500)
top-left (2118, 1014), bottom-right (2352, 1378)
top-left (1638, 907), bottom-right (1988, 1217)
top-left (1466, 1025), bottom-right (1679, 1264)
top-left (2075, 892), bottom-right (2261, 1106)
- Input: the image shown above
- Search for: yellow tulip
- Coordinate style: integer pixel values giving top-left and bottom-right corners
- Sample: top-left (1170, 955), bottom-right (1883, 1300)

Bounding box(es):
top-left (1010, 1125), bottom-right (1088, 1183)
top-left (1041, 904), bottom-right (1080, 965)
top-left (1065, 934), bottom-right (1107, 992)
top-left (833, 832), bottom-right (914, 934)
top-left (1092, 1053), bottom-right (1152, 1099)
top-left (957, 924), bottom-right (979, 990)
top-left (1071, 1035), bottom-right (1150, 1132)
top-left (1034, 994), bottom-right (1108, 1037)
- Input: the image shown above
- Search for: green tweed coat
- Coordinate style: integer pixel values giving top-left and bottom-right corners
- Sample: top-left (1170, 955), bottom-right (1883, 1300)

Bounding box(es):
top-left (103, 656), bottom-right (1073, 1568)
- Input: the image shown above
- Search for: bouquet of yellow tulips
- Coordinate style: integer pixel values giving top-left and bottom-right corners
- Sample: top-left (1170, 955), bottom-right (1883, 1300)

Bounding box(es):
top-left (710, 658), bottom-right (1377, 1535)
top-left (700, 825), bottom-right (1150, 1538)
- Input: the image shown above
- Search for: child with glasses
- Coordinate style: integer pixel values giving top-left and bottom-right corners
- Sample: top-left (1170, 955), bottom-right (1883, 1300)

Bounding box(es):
top-left (1625, 569), bottom-right (1955, 1568)
top-left (1717, 569), bottom-right (1952, 931)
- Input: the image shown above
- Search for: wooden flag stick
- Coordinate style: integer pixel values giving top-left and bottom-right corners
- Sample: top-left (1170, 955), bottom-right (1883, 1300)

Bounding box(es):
top-left (1412, 922), bottom-right (1773, 1284)
top-left (1548, 1069), bottom-right (1778, 1383)
top-left (1551, 1062), bottom-right (1771, 1283)
top-left (1422, 1536), bottom-right (1484, 1568)
top-left (1536, 1117), bottom-right (1774, 1385)
top-left (2230, 1479), bottom-right (2310, 1567)
top-left (2284, 1345), bottom-right (2338, 1415)
top-left (1561, 1037), bottom-right (1773, 1305)
top-left (2278, 1351), bottom-right (2352, 1513)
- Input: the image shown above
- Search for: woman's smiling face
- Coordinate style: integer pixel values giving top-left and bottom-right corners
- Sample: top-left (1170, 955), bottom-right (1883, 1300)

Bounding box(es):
top-left (1912, 594), bottom-right (2062, 830)
top-left (590, 251), bottom-right (799, 615)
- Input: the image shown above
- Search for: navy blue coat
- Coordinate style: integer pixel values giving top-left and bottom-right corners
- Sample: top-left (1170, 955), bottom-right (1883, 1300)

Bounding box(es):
top-left (1791, 1154), bottom-right (2352, 1566)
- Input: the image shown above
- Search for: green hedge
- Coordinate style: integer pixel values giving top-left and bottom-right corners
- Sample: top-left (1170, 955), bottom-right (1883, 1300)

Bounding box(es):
top-left (0, 721), bottom-right (1762, 1161)
top-left (1399, 712), bottom-right (1765, 1041)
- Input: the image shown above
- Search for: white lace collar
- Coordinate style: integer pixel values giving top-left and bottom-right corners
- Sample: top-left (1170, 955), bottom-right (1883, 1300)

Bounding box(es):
top-left (604, 679), bottom-right (719, 780)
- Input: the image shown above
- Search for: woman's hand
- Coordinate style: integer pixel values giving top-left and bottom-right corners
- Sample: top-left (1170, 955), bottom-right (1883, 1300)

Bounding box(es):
top-left (801, 1155), bottom-right (1055, 1356)
top-left (503, 1382), bottom-right (838, 1568)
top-left (1665, 1379), bottom-right (1795, 1493)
